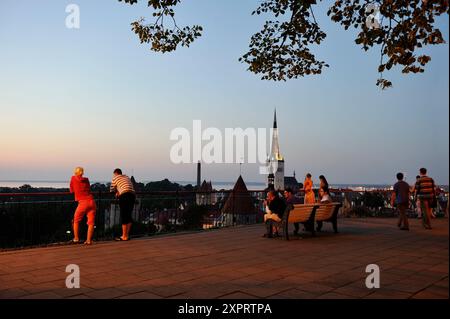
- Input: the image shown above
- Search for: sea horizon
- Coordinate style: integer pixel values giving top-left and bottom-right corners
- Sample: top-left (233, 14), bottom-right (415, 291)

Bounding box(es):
top-left (1, 179), bottom-right (448, 191)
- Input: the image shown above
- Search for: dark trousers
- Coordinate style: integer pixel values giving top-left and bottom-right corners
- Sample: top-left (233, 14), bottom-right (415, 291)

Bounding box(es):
top-left (266, 220), bottom-right (274, 236)
top-left (119, 192), bottom-right (136, 225)
top-left (265, 220), bottom-right (281, 236)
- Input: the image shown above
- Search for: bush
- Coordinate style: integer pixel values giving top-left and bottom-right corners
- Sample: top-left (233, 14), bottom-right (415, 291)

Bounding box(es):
top-left (181, 204), bottom-right (209, 230)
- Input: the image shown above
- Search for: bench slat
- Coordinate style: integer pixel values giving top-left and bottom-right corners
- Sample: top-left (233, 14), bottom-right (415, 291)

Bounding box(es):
top-left (282, 202), bottom-right (342, 240)
top-left (288, 205), bottom-right (316, 223)
top-left (315, 204), bottom-right (335, 221)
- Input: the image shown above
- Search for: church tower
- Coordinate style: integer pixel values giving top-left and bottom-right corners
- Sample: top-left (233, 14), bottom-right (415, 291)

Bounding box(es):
top-left (267, 109), bottom-right (285, 190)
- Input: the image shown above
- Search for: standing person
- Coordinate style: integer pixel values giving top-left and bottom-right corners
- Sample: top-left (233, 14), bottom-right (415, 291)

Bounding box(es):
top-left (69, 167), bottom-right (96, 245)
top-left (318, 175), bottom-right (329, 201)
top-left (110, 168), bottom-right (136, 241)
top-left (416, 168), bottom-right (436, 230)
top-left (284, 188), bottom-right (302, 235)
top-left (303, 173), bottom-right (315, 204)
top-left (391, 173), bottom-right (410, 231)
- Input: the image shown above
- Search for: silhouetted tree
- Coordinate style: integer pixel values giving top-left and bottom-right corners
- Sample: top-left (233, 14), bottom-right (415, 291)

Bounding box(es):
top-left (118, 0), bottom-right (448, 89)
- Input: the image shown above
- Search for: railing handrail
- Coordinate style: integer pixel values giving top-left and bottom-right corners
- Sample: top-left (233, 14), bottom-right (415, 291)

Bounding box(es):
top-left (0, 188), bottom-right (448, 199)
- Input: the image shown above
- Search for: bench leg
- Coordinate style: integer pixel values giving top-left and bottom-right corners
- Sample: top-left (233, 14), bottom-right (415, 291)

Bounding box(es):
top-left (316, 221), bottom-right (323, 232)
top-left (307, 221), bottom-right (315, 237)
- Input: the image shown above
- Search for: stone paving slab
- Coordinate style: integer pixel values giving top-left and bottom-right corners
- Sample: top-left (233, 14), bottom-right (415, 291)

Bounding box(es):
top-left (0, 218), bottom-right (448, 299)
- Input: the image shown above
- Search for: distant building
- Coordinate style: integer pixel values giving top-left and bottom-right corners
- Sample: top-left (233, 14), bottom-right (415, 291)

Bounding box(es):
top-left (196, 180), bottom-right (216, 205)
top-left (196, 161), bottom-right (201, 188)
top-left (267, 109), bottom-right (285, 191)
top-left (284, 171), bottom-right (301, 193)
top-left (222, 175), bottom-right (259, 225)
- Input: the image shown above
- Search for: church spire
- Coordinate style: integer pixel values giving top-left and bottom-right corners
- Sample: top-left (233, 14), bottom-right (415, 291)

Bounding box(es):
top-left (273, 108), bottom-right (277, 129)
top-left (270, 108), bottom-right (282, 161)
top-left (267, 109), bottom-right (285, 191)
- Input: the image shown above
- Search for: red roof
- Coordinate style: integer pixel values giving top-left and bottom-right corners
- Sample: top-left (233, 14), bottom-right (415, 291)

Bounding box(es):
top-left (221, 176), bottom-right (255, 215)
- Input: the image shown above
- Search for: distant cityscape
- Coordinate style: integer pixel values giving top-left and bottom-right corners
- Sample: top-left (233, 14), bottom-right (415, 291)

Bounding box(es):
top-left (1, 180), bottom-right (429, 191)
top-left (1, 113), bottom-right (448, 251)
top-left (1, 110), bottom-right (448, 193)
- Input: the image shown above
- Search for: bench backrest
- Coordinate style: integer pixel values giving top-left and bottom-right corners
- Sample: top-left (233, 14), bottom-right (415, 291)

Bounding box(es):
top-left (288, 204), bottom-right (317, 223)
top-left (315, 203), bottom-right (340, 221)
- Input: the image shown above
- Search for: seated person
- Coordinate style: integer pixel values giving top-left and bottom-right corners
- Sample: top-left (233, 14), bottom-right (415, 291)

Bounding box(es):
top-left (263, 190), bottom-right (286, 238)
top-left (316, 186), bottom-right (333, 231)
top-left (284, 187), bottom-right (303, 235)
top-left (284, 187), bottom-right (303, 205)
top-left (319, 186), bottom-right (332, 203)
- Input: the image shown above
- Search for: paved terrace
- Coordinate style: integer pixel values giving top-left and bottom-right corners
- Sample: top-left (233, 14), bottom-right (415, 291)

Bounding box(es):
top-left (0, 218), bottom-right (448, 299)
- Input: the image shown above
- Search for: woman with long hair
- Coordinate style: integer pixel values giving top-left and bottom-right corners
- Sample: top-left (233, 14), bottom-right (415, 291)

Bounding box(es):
top-left (319, 175), bottom-right (329, 200)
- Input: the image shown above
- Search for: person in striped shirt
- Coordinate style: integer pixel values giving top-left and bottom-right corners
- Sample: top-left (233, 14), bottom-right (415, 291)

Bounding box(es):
top-left (110, 168), bottom-right (136, 241)
top-left (415, 168), bottom-right (436, 230)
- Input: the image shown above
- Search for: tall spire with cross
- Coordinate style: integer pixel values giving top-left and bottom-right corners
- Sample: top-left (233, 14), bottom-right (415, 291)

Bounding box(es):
top-left (267, 108), bottom-right (285, 190)
top-left (270, 108), bottom-right (283, 161)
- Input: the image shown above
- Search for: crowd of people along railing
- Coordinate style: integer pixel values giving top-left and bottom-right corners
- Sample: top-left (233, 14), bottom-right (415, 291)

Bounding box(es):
top-left (0, 188), bottom-right (447, 250)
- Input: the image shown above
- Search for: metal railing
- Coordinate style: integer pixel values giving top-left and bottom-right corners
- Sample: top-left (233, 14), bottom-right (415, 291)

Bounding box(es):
top-left (0, 188), bottom-right (448, 250)
top-left (0, 190), bottom-right (266, 250)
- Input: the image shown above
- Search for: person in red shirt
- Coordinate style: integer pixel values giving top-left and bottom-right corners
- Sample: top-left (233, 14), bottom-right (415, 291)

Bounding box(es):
top-left (70, 167), bottom-right (96, 245)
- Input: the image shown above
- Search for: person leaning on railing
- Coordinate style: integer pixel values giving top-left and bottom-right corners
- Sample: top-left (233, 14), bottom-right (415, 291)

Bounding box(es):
top-left (110, 168), bottom-right (136, 241)
top-left (69, 167), bottom-right (97, 245)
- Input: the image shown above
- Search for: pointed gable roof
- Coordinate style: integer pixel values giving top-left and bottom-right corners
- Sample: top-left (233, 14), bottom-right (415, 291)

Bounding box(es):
top-left (221, 175), bottom-right (255, 215)
top-left (199, 180), bottom-right (213, 192)
top-left (233, 175), bottom-right (248, 192)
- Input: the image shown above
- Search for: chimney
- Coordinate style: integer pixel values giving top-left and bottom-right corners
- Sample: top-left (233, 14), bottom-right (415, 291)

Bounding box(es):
top-left (197, 161), bottom-right (201, 188)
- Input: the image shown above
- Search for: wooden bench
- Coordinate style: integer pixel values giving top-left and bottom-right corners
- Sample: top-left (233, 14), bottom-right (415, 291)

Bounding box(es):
top-left (281, 203), bottom-right (317, 240)
top-left (315, 203), bottom-right (342, 234)
top-left (281, 202), bottom-right (342, 240)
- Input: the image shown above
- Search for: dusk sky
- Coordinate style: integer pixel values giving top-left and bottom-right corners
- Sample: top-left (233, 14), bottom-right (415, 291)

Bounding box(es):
top-left (0, 0), bottom-right (449, 186)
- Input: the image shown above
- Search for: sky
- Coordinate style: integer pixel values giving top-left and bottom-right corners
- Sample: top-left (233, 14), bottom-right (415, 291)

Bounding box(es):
top-left (0, 0), bottom-right (449, 186)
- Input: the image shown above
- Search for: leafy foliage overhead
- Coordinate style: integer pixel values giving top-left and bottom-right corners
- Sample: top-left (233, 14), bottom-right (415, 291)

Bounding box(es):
top-left (118, 0), bottom-right (449, 89)
top-left (118, 0), bottom-right (202, 52)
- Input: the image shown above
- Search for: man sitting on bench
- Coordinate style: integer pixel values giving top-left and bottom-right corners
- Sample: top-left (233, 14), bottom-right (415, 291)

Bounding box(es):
top-left (263, 190), bottom-right (286, 238)
top-left (284, 187), bottom-right (303, 235)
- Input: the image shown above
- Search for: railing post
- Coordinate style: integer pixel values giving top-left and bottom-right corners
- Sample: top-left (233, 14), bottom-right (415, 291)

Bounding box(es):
top-left (176, 190), bottom-right (179, 230)
top-left (97, 190), bottom-right (101, 241)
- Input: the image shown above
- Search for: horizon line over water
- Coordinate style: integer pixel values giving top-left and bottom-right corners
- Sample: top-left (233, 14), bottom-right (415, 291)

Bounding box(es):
top-left (1, 180), bottom-right (448, 191)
